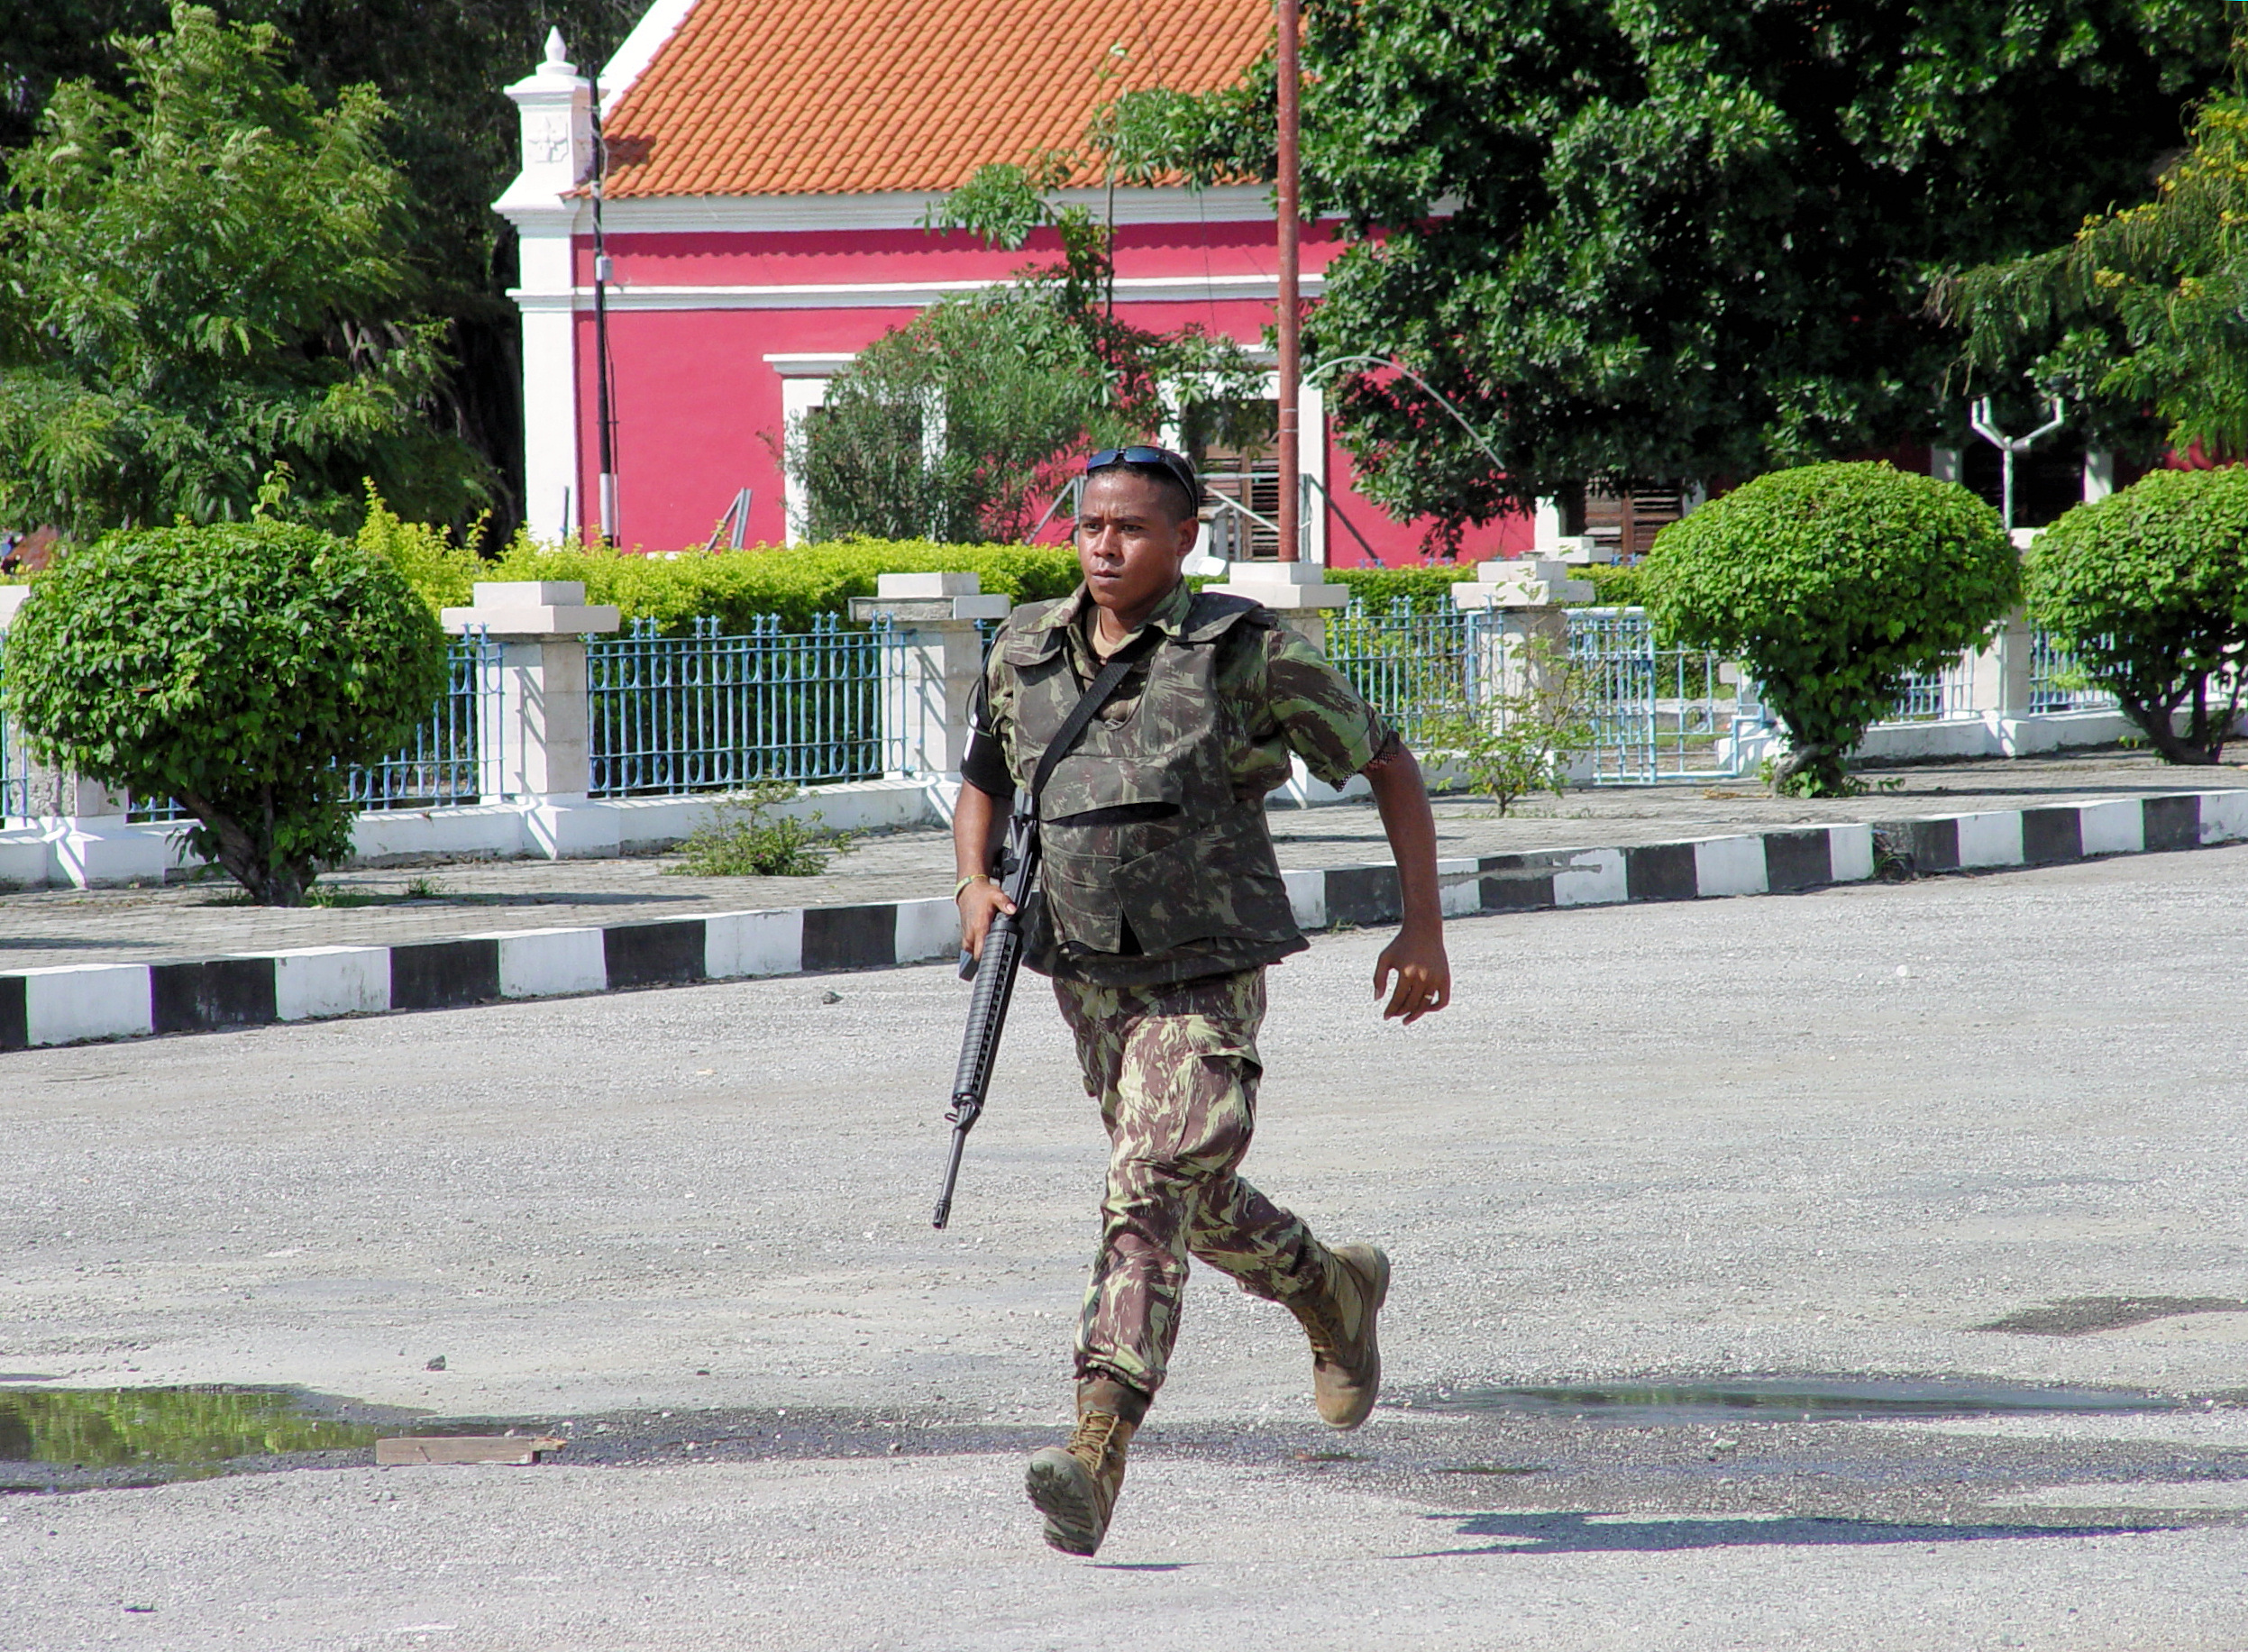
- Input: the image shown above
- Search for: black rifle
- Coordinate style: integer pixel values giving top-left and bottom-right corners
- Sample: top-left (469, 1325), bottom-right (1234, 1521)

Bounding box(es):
top-left (930, 638), bottom-right (1149, 1230)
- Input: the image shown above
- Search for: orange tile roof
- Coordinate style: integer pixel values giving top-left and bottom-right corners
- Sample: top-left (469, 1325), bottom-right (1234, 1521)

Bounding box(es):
top-left (599, 0), bottom-right (1270, 197)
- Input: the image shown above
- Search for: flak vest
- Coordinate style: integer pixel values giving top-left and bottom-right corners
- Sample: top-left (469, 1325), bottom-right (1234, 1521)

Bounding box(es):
top-left (1001, 591), bottom-right (1307, 986)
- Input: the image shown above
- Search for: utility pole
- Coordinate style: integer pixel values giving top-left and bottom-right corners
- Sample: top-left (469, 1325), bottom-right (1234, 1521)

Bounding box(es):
top-left (1275, 0), bottom-right (1302, 563)
top-left (589, 68), bottom-right (619, 544)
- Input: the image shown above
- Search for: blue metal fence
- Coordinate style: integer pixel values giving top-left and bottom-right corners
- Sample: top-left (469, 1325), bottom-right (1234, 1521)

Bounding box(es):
top-left (2030, 627), bottom-right (2117, 714)
top-left (0, 629), bottom-right (26, 821)
top-left (587, 615), bottom-right (903, 797)
top-left (124, 632), bottom-right (502, 823)
top-left (1566, 607), bottom-right (1750, 782)
top-left (1324, 599), bottom-right (1479, 747)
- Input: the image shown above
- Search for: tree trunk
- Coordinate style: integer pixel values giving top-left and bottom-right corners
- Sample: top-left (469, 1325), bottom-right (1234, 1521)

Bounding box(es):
top-left (2120, 692), bottom-right (2224, 765)
top-left (178, 788), bottom-right (311, 904)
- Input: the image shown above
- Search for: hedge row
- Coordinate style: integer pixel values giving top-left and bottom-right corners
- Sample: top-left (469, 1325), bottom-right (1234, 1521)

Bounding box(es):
top-left (357, 497), bottom-right (1644, 630)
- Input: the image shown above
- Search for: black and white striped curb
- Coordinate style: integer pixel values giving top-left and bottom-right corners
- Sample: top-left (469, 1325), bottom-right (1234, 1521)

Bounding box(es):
top-left (6, 789), bottom-right (2243, 1051)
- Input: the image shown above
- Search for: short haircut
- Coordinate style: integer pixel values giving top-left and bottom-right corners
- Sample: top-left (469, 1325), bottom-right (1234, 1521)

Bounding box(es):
top-left (1084, 449), bottom-right (1202, 523)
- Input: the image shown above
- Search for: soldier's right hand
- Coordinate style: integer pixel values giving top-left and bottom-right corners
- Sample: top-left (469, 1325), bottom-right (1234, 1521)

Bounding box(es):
top-left (956, 877), bottom-right (1017, 959)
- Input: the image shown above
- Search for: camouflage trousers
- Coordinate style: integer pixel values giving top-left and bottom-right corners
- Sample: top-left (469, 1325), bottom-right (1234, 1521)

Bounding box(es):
top-left (1052, 966), bottom-right (1328, 1397)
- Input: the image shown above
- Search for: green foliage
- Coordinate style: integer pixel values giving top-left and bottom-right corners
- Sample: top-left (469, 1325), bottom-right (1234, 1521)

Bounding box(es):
top-left (1325, 566), bottom-right (1467, 613)
top-left (1421, 637), bottom-right (1596, 815)
top-left (2027, 467), bottom-right (2248, 764)
top-left (478, 538), bottom-right (1082, 634)
top-left (1937, 65), bottom-right (2248, 464)
top-left (0, 6), bottom-right (492, 539)
top-left (668, 781), bottom-right (861, 877)
top-left (357, 486), bottom-right (485, 614)
top-left (3, 519), bottom-right (445, 902)
top-left (1103, 3), bottom-right (2228, 543)
top-left (1, 2), bottom-right (644, 541)
top-left (794, 164), bottom-right (1266, 543)
top-left (1642, 462), bottom-right (2018, 797)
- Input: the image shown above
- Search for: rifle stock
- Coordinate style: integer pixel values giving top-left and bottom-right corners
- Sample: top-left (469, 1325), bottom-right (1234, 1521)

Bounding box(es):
top-left (931, 811), bottom-right (1037, 1229)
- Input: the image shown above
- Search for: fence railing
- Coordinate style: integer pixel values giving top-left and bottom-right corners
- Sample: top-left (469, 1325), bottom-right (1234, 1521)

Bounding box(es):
top-left (118, 632), bottom-right (503, 824)
top-left (587, 615), bottom-right (903, 798)
top-left (0, 629), bottom-right (25, 822)
top-left (1566, 607), bottom-right (1750, 782)
top-left (1325, 599), bottom-right (1478, 747)
top-left (2030, 628), bottom-right (2118, 714)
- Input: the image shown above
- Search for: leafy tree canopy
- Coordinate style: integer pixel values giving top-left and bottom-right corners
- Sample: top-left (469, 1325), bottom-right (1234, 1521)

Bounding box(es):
top-left (1937, 57), bottom-right (2248, 465)
top-left (1643, 461), bottom-right (2018, 797)
top-left (0, 5), bottom-right (490, 539)
top-left (3, 516), bottom-right (446, 904)
top-left (791, 164), bottom-right (1267, 543)
top-left (2, 2), bottom-right (644, 534)
top-left (1105, 1), bottom-right (2230, 545)
top-left (2026, 466), bottom-right (2248, 764)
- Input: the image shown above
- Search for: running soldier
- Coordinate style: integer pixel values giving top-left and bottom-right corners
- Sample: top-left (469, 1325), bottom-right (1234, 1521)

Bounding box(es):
top-left (954, 444), bottom-right (1451, 1557)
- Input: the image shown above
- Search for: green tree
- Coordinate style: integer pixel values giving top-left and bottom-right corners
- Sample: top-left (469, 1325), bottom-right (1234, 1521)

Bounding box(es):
top-left (0, 5), bottom-right (493, 539)
top-left (1106, 1), bottom-right (2228, 545)
top-left (1936, 64), bottom-right (2248, 465)
top-left (3, 520), bottom-right (447, 904)
top-left (2027, 467), bottom-right (2248, 765)
top-left (1, 3), bottom-right (644, 537)
top-left (1643, 462), bottom-right (2018, 797)
top-left (790, 164), bottom-right (1267, 543)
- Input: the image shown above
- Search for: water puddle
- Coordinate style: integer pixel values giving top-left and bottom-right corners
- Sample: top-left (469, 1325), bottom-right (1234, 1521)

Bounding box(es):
top-left (0, 1386), bottom-right (379, 1488)
top-left (1411, 1377), bottom-right (2198, 1426)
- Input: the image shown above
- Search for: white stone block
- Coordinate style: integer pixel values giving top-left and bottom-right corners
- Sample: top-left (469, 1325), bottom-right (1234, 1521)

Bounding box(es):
top-left (1826, 826), bottom-right (1876, 883)
top-left (1553, 848), bottom-right (1627, 907)
top-left (1436, 858), bottom-right (1482, 917)
top-left (23, 963), bottom-right (152, 1046)
top-left (524, 798), bottom-right (622, 859)
top-left (876, 571), bottom-right (982, 598)
top-left (1284, 869), bottom-right (1327, 930)
top-left (893, 897), bottom-right (960, 964)
top-left (487, 927), bottom-right (606, 998)
top-left (1693, 835), bottom-right (1768, 899)
top-left (2078, 799), bottom-right (2144, 858)
top-left (705, 910), bottom-right (801, 978)
top-left (0, 832), bottom-right (49, 888)
top-left (2198, 789), bottom-right (2248, 845)
top-left (270, 947), bottom-right (389, 1020)
top-left (46, 821), bottom-right (176, 889)
top-left (1955, 810), bottom-right (2026, 867)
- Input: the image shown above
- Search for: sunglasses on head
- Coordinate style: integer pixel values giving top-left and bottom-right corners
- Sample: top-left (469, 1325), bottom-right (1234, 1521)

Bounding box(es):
top-left (1084, 445), bottom-right (1200, 506)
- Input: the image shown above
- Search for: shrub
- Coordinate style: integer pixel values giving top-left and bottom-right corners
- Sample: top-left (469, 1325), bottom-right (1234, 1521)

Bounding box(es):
top-left (473, 537), bottom-right (1083, 634)
top-left (1642, 461), bottom-right (2017, 796)
top-left (3, 521), bottom-right (445, 903)
top-left (1420, 636), bottom-right (1597, 815)
top-left (667, 782), bottom-right (861, 877)
top-left (358, 487), bottom-right (485, 616)
top-left (2028, 467), bottom-right (2248, 764)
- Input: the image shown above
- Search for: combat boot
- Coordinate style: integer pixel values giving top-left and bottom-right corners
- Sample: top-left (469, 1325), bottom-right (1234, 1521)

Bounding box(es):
top-left (1285, 1243), bottom-right (1389, 1428)
top-left (1024, 1376), bottom-right (1143, 1556)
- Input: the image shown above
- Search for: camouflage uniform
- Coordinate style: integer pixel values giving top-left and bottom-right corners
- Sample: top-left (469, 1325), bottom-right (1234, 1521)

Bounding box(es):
top-left (979, 580), bottom-right (1391, 1398)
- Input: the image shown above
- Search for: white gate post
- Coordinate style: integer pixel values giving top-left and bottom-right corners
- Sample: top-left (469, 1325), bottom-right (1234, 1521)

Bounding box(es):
top-left (849, 573), bottom-right (1010, 779)
top-left (440, 580), bottom-right (621, 857)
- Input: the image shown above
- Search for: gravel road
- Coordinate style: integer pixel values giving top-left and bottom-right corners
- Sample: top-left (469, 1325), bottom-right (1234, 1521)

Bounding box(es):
top-left (4, 847), bottom-right (2247, 1648)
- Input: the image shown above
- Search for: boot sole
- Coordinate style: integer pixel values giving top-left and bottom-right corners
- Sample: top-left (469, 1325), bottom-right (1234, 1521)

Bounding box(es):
top-left (1025, 1451), bottom-right (1105, 1556)
top-left (1325, 1244), bottom-right (1389, 1431)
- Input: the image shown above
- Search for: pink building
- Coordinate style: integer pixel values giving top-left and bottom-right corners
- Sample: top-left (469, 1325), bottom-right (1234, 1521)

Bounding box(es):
top-left (494, 0), bottom-right (1535, 564)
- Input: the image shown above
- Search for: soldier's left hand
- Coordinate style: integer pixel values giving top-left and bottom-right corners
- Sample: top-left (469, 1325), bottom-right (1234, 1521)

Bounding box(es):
top-left (1375, 926), bottom-right (1451, 1024)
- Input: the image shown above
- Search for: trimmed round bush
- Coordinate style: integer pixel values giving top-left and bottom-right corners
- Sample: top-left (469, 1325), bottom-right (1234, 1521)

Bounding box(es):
top-left (4, 521), bottom-right (445, 903)
top-left (2029, 466), bottom-right (2248, 764)
top-left (1643, 461), bottom-right (2018, 796)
